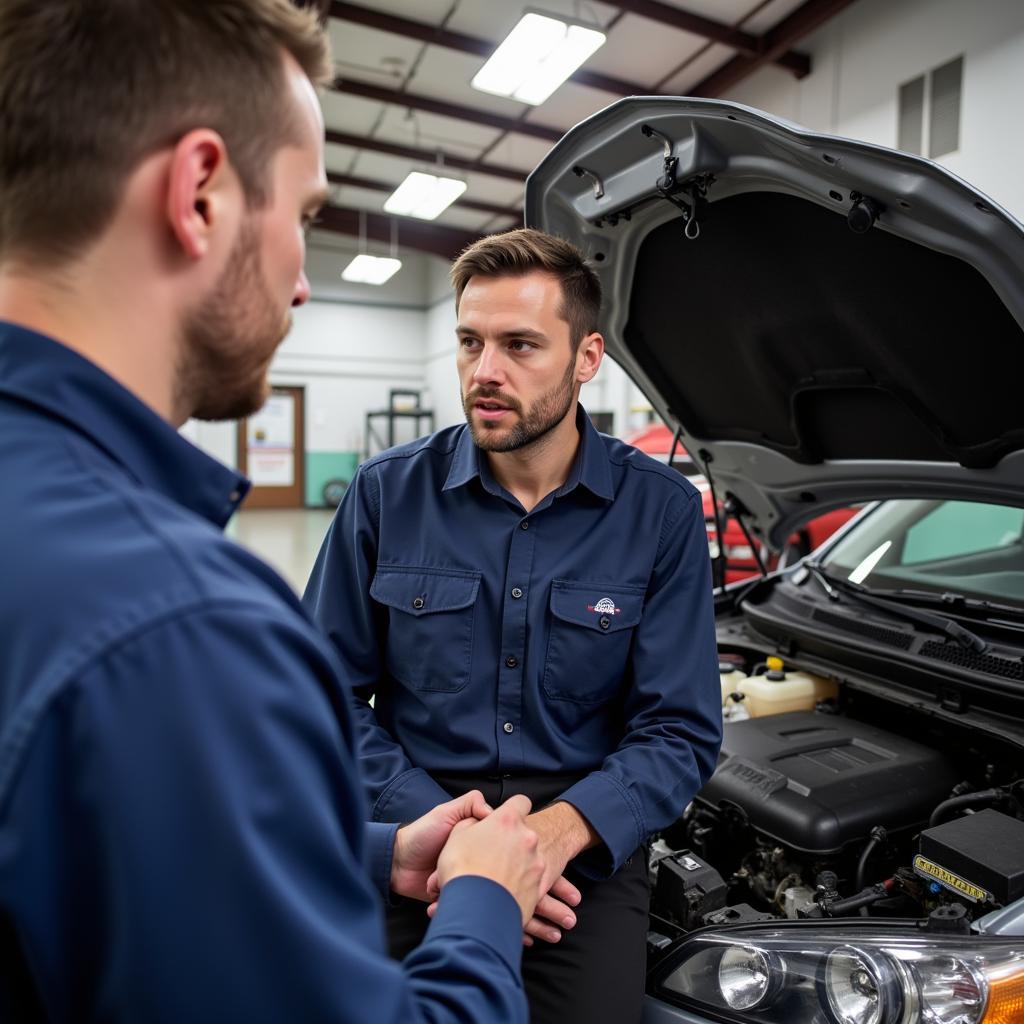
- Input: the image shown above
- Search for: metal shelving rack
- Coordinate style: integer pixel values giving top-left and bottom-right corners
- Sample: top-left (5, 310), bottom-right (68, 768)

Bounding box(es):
top-left (364, 389), bottom-right (434, 459)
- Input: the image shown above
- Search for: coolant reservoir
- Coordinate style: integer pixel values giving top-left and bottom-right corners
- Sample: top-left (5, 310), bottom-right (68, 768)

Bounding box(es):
top-left (719, 662), bottom-right (748, 706)
top-left (719, 662), bottom-right (751, 722)
top-left (737, 656), bottom-right (837, 717)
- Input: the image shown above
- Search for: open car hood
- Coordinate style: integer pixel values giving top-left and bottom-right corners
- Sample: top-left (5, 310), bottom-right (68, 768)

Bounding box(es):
top-left (525, 99), bottom-right (1024, 549)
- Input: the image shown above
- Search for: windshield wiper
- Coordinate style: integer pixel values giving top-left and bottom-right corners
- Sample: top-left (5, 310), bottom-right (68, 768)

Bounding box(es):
top-left (856, 587), bottom-right (1024, 621)
top-left (803, 563), bottom-right (990, 653)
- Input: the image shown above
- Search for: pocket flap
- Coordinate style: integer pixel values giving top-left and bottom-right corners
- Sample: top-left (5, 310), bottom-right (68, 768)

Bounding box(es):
top-left (548, 580), bottom-right (644, 633)
top-left (371, 566), bottom-right (480, 616)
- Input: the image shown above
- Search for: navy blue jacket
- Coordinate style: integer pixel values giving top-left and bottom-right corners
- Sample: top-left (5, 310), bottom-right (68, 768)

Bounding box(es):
top-left (0, 322), bottom-right (525, 1023)
top-left (304, 408), bottom-right (723, 878)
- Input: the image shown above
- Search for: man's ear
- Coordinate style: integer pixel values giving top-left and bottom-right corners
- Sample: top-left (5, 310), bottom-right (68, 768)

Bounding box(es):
top-left (165, 129), bottom-right (234, 261)
top-left (576, 332), bottom-right (605, 384)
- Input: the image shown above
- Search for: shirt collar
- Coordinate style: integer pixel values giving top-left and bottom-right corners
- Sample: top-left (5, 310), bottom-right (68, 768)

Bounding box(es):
top-left (0, 322), bottom-right (249, 528)
top-left (442, 422), bottom-right (480, 492)
top-left (442, 404), bottom-right (614, 503)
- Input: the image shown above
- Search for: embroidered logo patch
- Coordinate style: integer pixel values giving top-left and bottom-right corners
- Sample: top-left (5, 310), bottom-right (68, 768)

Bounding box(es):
top-left (588, 597), bottom-right (621, 615)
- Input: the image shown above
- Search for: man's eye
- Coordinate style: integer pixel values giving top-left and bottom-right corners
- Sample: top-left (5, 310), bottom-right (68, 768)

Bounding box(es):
top-left (510, 340), bottom-right (532, 351)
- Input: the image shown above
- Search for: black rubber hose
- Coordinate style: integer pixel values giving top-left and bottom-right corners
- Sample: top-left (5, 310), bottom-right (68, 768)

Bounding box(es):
top-left (929, 789), bottom-right (1001, 829)
top-left (856, 826), bottom-right (887, 917)
top-left (825, 883), bottom-right (890, 917)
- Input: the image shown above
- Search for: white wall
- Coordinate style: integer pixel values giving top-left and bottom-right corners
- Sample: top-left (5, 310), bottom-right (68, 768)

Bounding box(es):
top-left (423, 294), bottom-right (464, 429)
top-left (723, 0), bottom-right (1024, 221)
top-left (275, 298), bottom-right (426, 453)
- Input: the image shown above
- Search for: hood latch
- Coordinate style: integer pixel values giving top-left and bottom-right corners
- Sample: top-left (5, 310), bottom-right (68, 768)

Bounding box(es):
top-left (641, 124), bottom-right (713, 241)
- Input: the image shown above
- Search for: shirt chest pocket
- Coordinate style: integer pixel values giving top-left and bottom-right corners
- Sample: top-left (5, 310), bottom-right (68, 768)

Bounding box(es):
top-left (542, 581), bottom-right (645, 704)
top-left (370, 566), bottom-right (481, 693)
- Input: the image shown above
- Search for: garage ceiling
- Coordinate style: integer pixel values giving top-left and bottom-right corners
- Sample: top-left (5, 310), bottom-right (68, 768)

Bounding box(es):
top-left (309, 0), bottom-right (860, 262)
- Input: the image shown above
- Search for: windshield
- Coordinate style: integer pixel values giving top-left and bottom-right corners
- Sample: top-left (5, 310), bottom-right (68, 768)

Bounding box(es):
top-left (822, 499), bottom-right (1024, 609)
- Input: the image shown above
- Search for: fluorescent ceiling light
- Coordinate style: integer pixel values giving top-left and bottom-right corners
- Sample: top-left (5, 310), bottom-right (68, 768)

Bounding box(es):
top-left (472, 12), bottom-right (606, 106)
top-left (383, 171), bottom-right (467, 220)
top-left (341, 254), bottom-right (402, 286)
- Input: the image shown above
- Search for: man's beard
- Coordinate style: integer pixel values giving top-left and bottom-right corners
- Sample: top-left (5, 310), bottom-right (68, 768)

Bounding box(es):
top-left (177, 217), bottom-right (291, 422)
top-left (463, 354), bottom-right (577, 453)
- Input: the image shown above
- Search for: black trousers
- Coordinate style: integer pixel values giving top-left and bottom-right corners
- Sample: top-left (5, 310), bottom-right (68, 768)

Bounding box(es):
top-left (387, 772), bottom-right (649, 1024)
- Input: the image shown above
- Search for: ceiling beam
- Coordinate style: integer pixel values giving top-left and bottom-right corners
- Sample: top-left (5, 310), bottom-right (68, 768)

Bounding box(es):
top-left (326, 170), bottom-right (521, 220)
top-left (691, 0), bottom-right (859, 96)
top-left (329, 1), bottom-right (645, 96)
top-left (580, 1), bottom-right (810, 77)
top-left (330, 0), bottom-right (810, 83)
top-left (331, 77), bottom-right (564, 142)
top-left (317, 204), bottom-right (483, 261)
top-left (325, 129), bottom-right (526, 184)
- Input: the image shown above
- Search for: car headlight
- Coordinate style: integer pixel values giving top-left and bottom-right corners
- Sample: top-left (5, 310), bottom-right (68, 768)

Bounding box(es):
top-left (652, 925), bottom-right (1024, 1024)
top-left (718, 945), bottom-right (784, 1011)
top-left (823, 945), bottom-right (910, 1024)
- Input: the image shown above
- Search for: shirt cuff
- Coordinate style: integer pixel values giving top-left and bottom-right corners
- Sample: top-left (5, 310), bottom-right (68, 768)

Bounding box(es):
top-left (373, 767), bottom-right (453, 823)
top-left (558, 772), bottom-right (645, 879)
top-left (364, 821), bottom-right (400, 901)
top-left (425, 875), bottom-right (524, 979)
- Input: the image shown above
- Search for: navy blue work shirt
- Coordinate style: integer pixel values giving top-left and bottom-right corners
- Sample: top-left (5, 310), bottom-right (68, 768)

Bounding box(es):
top-left (0, 322), bottom-right (525, 1023)
top-left (304, 407), bottom-right (723, 878)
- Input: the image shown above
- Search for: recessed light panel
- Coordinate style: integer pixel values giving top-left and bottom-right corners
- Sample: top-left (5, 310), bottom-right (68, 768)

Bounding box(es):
top-left (383, 172), bottom-right (467, 220)
top-left (472, 12), bottom-right (605, 106)
top-left (341, 254), bottom-right (402, 285)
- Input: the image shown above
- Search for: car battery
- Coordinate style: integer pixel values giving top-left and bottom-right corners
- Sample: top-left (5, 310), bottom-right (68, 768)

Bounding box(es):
top-left (916, 808), bottom-right (1024, 907)
top-left (653, 849), bottom-right (727, 931)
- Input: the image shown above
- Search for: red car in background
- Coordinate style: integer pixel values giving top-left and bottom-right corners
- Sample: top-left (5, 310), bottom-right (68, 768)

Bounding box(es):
top-left (621, 423), bottom-right (857, 584)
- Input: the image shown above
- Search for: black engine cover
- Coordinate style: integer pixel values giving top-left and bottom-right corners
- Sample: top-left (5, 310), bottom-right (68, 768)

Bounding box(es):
top-left (695, 712), bottom-right (960, 855)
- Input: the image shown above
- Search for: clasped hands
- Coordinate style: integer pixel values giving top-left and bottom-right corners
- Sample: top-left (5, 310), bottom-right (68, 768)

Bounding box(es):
top-left (390, 791), bottom-right (589, 945)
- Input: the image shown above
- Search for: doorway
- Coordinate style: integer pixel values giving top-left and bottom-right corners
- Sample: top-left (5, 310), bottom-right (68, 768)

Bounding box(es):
top-left (237, 385), bottom-right (305, 509)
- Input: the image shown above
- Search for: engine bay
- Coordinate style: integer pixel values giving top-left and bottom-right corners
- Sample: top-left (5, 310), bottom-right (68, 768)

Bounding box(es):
top-left (648, 645), bottom-right (1024, 947)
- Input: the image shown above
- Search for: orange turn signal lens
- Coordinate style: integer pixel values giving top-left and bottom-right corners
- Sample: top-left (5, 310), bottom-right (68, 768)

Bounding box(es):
top-left (980, 959), bottom-right (1024, 1024)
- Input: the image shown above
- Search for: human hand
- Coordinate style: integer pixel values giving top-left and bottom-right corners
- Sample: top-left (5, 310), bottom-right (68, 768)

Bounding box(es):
top-left (425, 871), bottom-right (581, 945)
top-left (520, 874), bottom-right (582, 946)
top-left (433, 794), bottom-right (546, 925)
top-left (390, 790), bottom-right (492, 901)
top-left (426, 871), bottom-right (582, 945)
top-left (526, 802), bottom-right (597, 894)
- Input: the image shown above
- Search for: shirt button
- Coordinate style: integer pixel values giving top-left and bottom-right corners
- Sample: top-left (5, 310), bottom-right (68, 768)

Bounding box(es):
top-left (412, 597), bottom-right (425, 610)
top-left (228, 489), bottom-right (242, 503)
top-left (505, 655), bottom-right (518, 669)
top-left (511, 587), bottom-right (523, 599)
top-left (503, 722), bottom-right (515, 734)
top-left (599, 616), bottom-right (610, 629)
top-left (520, 520), bottom-right (530, 530)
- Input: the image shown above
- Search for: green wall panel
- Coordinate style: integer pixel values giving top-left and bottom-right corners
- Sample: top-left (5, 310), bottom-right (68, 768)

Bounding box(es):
top-left (305, 451), bottom-right (359, 507)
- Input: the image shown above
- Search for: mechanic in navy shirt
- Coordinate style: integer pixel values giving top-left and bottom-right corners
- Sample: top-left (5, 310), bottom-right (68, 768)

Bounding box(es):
top-left (305, 228), bottom-right (724, 1024)
top-left (0, 3), bottom-right (546, 1021)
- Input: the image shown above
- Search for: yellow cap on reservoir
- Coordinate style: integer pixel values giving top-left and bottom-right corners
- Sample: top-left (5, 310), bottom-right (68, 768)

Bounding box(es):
top-left (766, 656), bottom-right (785, 673)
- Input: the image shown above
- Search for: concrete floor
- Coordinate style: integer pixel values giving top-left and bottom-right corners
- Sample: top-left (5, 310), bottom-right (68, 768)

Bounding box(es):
top-left (227, 508), bottom-right (335, 594)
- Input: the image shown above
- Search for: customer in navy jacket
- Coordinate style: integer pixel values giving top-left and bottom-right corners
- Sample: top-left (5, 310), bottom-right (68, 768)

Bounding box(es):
top-left (0, 2), bottom-right (544, 1020)
top-left (305, 229), bottom-right (723, 1024)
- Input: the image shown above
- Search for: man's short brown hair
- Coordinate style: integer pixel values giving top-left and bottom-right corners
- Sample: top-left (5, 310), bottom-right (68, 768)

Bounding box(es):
top-left (450, 228), bottom-right (602, 350)
top-left (0, 0), bottom-right (332, 266)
